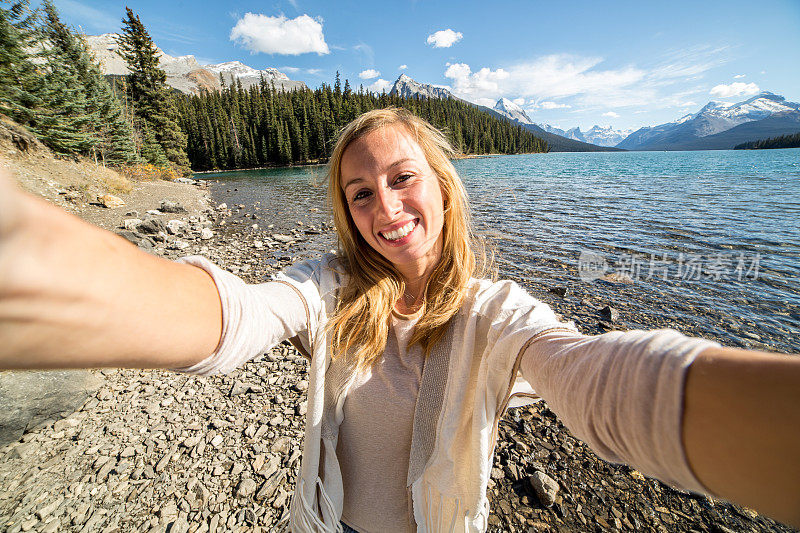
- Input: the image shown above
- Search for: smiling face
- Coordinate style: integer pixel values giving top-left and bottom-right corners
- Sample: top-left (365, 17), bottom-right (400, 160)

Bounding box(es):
top-left (340, 124), bottom-right (445, 282)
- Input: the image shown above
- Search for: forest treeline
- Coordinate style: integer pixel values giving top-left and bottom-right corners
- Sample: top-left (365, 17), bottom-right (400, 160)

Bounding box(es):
top-left (1, 1), bottom-right (547, 175)
top-left (734, 132), bottom-right (800, 150)
top-left (175, 77), bottom-right (549, 171)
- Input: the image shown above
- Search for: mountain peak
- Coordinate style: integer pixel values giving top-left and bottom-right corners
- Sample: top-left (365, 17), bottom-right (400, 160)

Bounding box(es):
top-left (390, 74), bottom-right (456, 101)
top-left (84, 33), bottom-right (304, 94)
top-left (617, 90), bottom-right (800, 150)
top-left (493, 98), bottom-right (532, 125)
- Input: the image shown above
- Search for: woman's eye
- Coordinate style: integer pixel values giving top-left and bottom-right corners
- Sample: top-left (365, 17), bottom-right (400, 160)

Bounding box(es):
top-left (395, 174), bottom-right (413, 185)
top-left (353, 190), bottom-right (371, 201)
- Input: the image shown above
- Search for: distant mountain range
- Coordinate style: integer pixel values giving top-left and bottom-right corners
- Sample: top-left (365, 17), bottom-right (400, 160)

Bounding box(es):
top-left (389, 76), bottom-right (618, 152)
top-left (536, 124), bottom-right (634, 148)
top-left (617, 92), bottom-right (800, 150)
top-left (84, 33), bottom-right (306, 95)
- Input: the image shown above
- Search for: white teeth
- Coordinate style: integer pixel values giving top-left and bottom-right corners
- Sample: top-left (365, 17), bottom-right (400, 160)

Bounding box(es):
top-left (382, 220), bottom-right (416, 241)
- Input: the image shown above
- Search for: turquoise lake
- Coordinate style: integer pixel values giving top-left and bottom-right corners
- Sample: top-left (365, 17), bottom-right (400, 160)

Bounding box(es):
top-left (198, 148), bottom-right (800, 353)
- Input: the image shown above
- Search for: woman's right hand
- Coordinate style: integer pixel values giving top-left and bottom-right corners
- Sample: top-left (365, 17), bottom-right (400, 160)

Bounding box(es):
top-left (0, 168), bottom-right (223, 371)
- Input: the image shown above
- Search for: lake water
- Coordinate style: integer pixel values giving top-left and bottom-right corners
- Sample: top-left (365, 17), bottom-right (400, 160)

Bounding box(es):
top-left (197, 148), bottom-right (800, 353)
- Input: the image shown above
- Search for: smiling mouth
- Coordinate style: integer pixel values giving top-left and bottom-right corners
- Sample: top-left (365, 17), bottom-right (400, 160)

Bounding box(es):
top-left (380, 219), bottom-right (418, 241)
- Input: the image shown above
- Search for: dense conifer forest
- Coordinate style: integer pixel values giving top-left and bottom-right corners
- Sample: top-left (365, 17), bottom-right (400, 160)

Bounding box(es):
top-left (1, 1), bottom-right (547, 174)
top-left (734, 132), bottom-right (800, 150)
top-left (174, 74), bottom-right (549, 171)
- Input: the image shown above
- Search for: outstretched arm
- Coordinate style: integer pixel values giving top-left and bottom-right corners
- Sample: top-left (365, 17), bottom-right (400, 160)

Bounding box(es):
top-left (521, 329), bottom-right (800, 528)
top-left (684, 345), bottom-right (800, 527)
top-left (0, 168), bottom-right (223, 370)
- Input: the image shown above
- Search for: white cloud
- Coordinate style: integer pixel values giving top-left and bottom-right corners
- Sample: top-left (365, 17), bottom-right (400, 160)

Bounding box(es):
top-left (230, 13), bottom-right (329, 55)
top-left (368, 78), bottom-right (392, 93)
top-left (679, 101), bottom-right (697, 107)
top-left (540, 101), bottom-right (571, 109)
top-left (444, 55), bottom-right (643, 106)
top-left (474, 97), bottom-right (497, 108)
top-left (512, 97), bottom-right (525, 105)
top-left (399, 64), bottom-right (408, 70)
top-left (709, 82), bottom-right (759, 98)
top-left (359, 69), bottom-right (380, 79)
top-left (441, 46), bottom-right (735, 113)
top-left (602, 111), bottom-right (620, 118)
top-left (280, 66), bottom-right (323, 76)
top-left (733, 74), bottom-right (746, 79)
top-left (426, 29), bottom-right (463, 48)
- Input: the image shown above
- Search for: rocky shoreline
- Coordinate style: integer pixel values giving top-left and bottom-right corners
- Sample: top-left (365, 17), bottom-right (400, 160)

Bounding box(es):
top-left (0, 176), bottom-right (796, 533)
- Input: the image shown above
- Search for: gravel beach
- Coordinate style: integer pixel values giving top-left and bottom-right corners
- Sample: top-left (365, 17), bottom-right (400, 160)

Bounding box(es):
top-left (0, 171), bottom-right (796, 533)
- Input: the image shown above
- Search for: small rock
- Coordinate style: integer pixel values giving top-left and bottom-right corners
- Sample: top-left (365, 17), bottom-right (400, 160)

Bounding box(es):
top-left (123, 218), bottom-right (143, 231)
top-left (167, 240), bottom-right (190, 250)
top-left (120, 446), bottom-right (136, 458)
top-left (166, 220), bottom-right (187, 235)
top-left (36, 495), bottom-right (63, 520)
top-left (548, 286), bottom-right (568, 297)
top-left (160, 200), bottom-right (187, 213)
top-left (210, 435), bottom-right (224, 448)
top-left (229, 381), bottom-right (249, 397)
top-left (201, 228), bottom-right (214, 240)
top-left (169, 516), bottom-right (189, 533)
top-left (529, 470), bottom-right (559, 507)
top-left (236, 478), bottom-right (257, 499)
top-left (271, 234), bottom-right (294, 244)
top-left (256, 469), bottom-right (287, 501)
top-left (98, 194), bottom-right (125, 208)
top-left (181, 435), bottom-right (202, 448)
top-left (137, 218), bottom-right (167, 235)
top-left (599, 305), bottom-right (619, 322)
top-left (158, 501), bottom-right (179, 522)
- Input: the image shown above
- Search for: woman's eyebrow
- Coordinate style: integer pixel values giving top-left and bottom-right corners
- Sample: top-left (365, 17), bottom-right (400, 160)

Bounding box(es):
top-left (389, 157), bottom-right (414, 168)
top-left (342, 176), bottom-right (364, 190)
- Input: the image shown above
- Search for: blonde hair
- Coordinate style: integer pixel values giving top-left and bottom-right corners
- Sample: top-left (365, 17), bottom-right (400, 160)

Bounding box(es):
top-left (327, 107), bottom-right (487, 370)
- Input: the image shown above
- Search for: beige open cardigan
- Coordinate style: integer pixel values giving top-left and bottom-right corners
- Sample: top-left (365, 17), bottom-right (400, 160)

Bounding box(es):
top-left (177, 254), bottom-right (718, 532)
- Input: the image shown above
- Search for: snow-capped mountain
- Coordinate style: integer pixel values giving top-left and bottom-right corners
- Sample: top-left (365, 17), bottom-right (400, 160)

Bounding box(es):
top-left (493, 98), bottom-right (533, 124)
top-left (535, 124), bottom-right (632, 147)
top-left (387, 75), bottom-right (617, 151)
top-left (84, 33), bottom-right (306, 95)
top-left (617, 92), bottom-right (800, 150)
top-left (389, 74), bottom-right (458, 100)
top-left (582, 125), bottom-right (634, 147)
top-left (203, 61), bottom-right (305, 91)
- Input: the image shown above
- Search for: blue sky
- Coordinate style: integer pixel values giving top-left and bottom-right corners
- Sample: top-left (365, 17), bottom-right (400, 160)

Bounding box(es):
top-left (48, 0), bottom-right (800, 131)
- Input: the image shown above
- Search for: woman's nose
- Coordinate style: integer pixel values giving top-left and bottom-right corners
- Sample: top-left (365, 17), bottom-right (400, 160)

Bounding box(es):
top-left (375, 186), bottom-right (402, 217)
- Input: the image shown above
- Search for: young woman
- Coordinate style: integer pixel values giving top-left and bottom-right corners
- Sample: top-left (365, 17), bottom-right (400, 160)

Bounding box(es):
top-left (0, 108), bottom-right (798, 532)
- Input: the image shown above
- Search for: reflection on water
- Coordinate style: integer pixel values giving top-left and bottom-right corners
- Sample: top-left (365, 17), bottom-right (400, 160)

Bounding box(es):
top-left (198, 148), bottom-right (800, 352)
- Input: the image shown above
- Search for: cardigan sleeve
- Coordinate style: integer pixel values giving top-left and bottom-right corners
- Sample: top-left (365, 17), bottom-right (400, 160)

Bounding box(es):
top-left (519, 328), bottom-right (720, 494)
top-left (474, 279), bottom-right (580, 414)
top-left (169, 255), bottom-right (318, 375)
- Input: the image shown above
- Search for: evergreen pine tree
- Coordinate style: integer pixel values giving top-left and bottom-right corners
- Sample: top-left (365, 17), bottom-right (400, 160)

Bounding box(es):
top-left (0, 0), bottom-right (42, 125)
top-left (117, 7), bottom-right (189, 169)
top-left (40, 0), bottom-right (137, 163)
